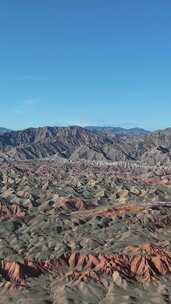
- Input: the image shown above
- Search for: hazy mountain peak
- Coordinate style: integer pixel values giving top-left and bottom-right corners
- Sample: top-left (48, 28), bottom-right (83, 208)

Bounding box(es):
top-left (0, 127), bottom-right (11, 134)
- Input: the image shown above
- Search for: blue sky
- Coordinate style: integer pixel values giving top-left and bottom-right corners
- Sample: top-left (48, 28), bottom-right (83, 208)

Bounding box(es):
top-left (0, 0), bottom-right (171, 130)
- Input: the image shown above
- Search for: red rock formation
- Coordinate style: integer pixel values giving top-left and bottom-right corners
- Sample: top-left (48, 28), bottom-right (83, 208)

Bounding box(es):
top-left (1, 244), bottom-right (171, 288)
top-left (84, 202), bottom-right (171, 220)
top-left (85, 203), bottom-right (144, 218)
top-left (0, 201), bottom-right (26, 218)
top-left (55, 197), bottom-right (88, 212)
top-left (126, 243), bottom-right (171, 256)
top-left (74, 198), bottom-right (87, 210)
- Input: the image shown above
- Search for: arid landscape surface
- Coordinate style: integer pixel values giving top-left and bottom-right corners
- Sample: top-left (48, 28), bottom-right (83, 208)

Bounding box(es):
top-left (1, 126), bottom-right (171, 303)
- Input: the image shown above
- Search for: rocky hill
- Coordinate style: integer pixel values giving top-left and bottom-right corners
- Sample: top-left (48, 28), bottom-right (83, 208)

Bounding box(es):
top-left (0, 126), bottom-right (111, 161)
top-left (1, 125), bottom-right (171, 165)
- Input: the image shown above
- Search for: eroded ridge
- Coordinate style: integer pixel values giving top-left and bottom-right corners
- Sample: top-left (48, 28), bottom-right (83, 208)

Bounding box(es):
top-left (0, 201), bottom-right (26, 218)
top-left (0, 244), bottom-right (171, 288)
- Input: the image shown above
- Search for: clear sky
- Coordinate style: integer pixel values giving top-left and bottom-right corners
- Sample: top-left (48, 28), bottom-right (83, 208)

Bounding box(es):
top-left (1, 0), bottom-right (171, 130)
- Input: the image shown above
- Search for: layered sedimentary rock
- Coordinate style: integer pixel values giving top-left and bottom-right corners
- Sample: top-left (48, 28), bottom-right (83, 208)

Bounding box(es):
top-left (0, 243), bottom-right (171, 289)
top-left (1, 125), bottom-right (171, 165)
top-left (0, 201), bottom-right (26, 218)
top-left (0, 160), bottom-right (171, 302)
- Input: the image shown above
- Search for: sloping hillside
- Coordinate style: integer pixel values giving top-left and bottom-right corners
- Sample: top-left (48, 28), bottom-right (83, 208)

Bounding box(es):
top-left (1, 126), bottom-right (171, 165)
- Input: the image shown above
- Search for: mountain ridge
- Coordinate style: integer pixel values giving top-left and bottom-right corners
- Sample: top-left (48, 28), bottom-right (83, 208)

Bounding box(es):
top-left (86, 126), bottom-right (151, 136)
top-left (0, 127), bottom-right (11, 134)
top-left (0, 125), bottom-right (171, 164)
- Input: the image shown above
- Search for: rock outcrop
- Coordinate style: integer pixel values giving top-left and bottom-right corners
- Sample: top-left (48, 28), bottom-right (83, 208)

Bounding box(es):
top-left (0, 244), bottom-right (171, 288)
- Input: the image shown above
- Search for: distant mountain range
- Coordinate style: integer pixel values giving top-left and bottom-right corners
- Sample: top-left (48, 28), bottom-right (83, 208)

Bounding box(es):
top-left (0, 128), bottom-right (11, 134)
top-left (86, 126), bottom-right (150, 136)
top-left (0, 125), bottom-right (171, 165)
top-left (0, 126), bottom-right (151, 135)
